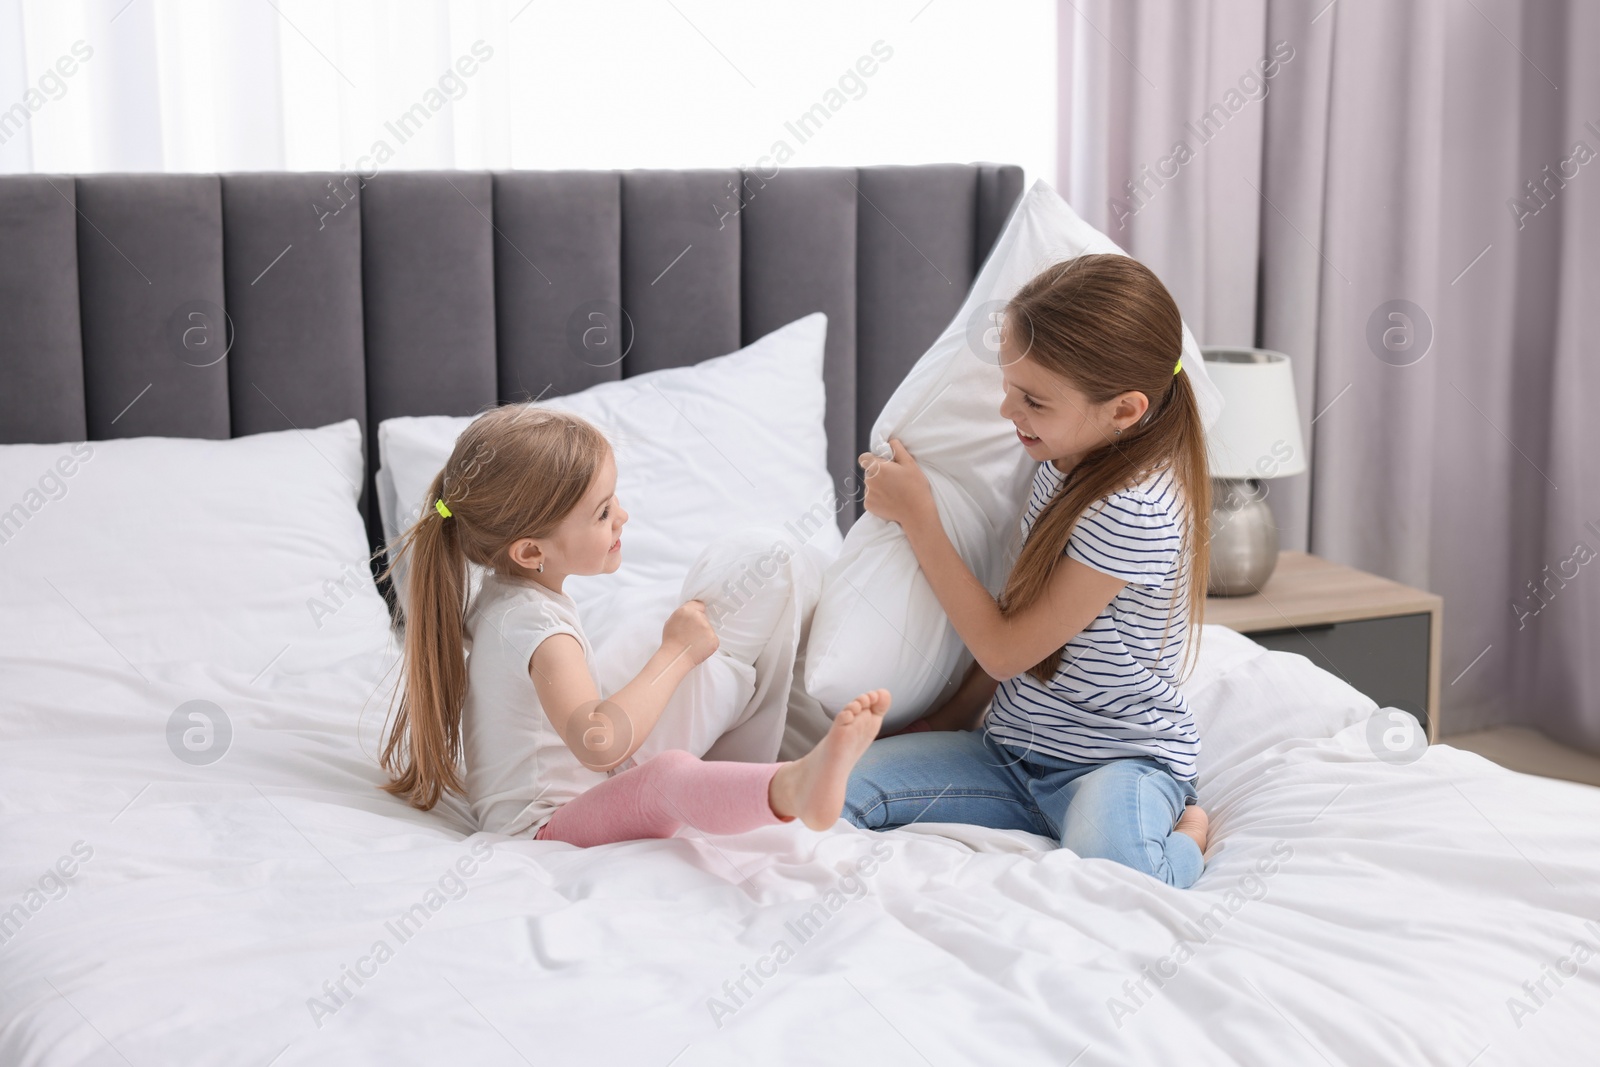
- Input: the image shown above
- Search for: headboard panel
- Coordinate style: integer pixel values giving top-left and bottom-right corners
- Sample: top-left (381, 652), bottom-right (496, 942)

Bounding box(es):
top-left (361, 172), bottom-right (500, 449)
top-left (0, 176), bottom-right (85, 443)
top-left (854, 166), bottom-right (980, 460)
top-left (80, 174), bottom-right (231, 441)
top-left (621, 169), bottom-right (744, 377)
top-left (0, 162), bottom-right (1024, 538)
top-left (223, 172), bottom-right (367, 441)
top-left (737, 167), bottom-right (860, 498)
top-left (493, 171), bottom-right (622, 402)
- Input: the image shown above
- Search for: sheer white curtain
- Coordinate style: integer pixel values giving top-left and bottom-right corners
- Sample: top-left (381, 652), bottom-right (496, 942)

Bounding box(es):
top-left (0, 0), bottom-right (1057, 182)
top-left (1060, 0), bottom-right (1600, 748)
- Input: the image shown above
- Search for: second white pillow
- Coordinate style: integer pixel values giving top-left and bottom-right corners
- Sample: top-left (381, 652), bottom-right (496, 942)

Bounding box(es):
top-left (377, 311), bottom-right (843, 611)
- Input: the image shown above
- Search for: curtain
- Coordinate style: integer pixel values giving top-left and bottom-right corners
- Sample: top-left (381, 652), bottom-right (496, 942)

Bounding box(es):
top-left (1060, 0), bottom-right (1600, 747)
top-left (0, 0), bottom-right (1058, 182)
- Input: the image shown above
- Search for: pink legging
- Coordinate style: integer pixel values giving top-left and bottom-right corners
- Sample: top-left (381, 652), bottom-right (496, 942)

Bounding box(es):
top-left (536, 749), bottom-right (790, 847)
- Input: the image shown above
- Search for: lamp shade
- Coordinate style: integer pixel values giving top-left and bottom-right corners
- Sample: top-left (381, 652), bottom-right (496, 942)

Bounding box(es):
top-left (1199, 347), bottom-right (1307, 479)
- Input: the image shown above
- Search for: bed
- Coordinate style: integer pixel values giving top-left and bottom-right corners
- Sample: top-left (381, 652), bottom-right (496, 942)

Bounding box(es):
top-left (2, 164), bottom-right (1597, 1066)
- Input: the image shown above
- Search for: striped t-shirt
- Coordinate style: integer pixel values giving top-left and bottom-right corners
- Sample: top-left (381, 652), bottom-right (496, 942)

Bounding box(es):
top-left (986, 460), bottom-right (1200, 781)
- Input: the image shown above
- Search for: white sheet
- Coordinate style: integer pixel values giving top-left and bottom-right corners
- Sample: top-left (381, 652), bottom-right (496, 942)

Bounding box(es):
top-left (4, 612), bottom-right (1597, 1066)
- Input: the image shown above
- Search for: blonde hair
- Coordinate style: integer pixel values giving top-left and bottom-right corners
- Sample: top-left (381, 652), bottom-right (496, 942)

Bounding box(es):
top-left (999, 254), bottom-right (1210, 682)
top-left (379, 406), bottom-right (612, 810)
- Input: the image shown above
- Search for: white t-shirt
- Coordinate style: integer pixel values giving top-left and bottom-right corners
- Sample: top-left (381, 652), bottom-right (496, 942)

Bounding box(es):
top-left (986, 460), bottom-right (1201, 780)
top-left (461, 572), bottom-right (608, 836)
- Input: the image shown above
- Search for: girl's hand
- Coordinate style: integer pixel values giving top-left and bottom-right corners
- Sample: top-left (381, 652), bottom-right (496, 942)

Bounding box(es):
top-left (858, 438), bottom-right (937, 530)
top-left (663, 600), bottom-right (719, 666)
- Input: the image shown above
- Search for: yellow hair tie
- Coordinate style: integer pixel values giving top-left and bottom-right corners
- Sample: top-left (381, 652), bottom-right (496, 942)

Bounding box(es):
top-left (434, 499), bottom-right (452, 519)
top-left (1174, 358), bottom-right (1183, 376)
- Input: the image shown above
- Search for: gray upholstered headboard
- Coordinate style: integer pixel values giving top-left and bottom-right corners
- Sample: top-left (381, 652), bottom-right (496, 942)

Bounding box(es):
top-left (0, 163), bottom-right (1023, 540)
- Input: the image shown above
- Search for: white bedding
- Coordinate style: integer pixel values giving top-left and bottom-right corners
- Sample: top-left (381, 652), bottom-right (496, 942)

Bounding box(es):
top-left (3, 421), bottom-right (1595, 1065)
top-left (4, 601), bottom-right (1598, 1065)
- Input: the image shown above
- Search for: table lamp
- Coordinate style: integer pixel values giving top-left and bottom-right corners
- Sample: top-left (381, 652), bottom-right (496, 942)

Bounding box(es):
top-left (1199, 347), bottom-right (1307, 595)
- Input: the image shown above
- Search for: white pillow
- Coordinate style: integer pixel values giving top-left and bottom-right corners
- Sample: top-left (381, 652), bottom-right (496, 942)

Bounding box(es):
top-left (618, 528), bottom-right (831, 765)
top-left (1181, 625), bottom-right (1377, 786)
top-left (0, 419), bottom-right (388, 683)
top-left (804, 180), bottom-right (1224, 727)
top-left (376, 311), bottom-right (842, 607)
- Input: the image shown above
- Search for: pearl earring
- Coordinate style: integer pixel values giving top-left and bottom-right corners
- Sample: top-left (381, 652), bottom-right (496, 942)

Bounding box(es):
top-left (1114, 427), bottom-right (1122, 437)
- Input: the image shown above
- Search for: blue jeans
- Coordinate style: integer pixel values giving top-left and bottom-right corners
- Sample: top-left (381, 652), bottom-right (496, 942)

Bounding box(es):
top-left (844, 729), bottom-right (1205, 888)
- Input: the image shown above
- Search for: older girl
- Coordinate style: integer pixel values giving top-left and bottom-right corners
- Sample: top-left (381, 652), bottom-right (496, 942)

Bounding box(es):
top-left (846, 254), bottom-right (1211, 888)
top-left (380, 405), bottom-right (889, 846)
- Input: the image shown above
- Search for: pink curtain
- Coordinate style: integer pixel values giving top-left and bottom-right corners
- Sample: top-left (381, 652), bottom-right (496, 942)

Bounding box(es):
top-left (1059, 0), bottom-right (1600, 747)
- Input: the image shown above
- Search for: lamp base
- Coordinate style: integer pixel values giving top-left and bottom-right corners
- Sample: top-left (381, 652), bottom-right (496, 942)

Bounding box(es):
top-left (1208, 479), bottom-right (1279, 596)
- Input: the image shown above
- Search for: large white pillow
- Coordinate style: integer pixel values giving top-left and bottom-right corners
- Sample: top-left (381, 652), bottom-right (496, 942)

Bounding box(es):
top-left (804, 180), bottom-right (1224, 728)
top-left (0, 418), bottom-right (390, 697)
top-left (1181, 625), bottom-right (1377, 786)
top-left (0, 420), bottom-right (493, 836)
top-left (376, 311), bottom-right (842, 606)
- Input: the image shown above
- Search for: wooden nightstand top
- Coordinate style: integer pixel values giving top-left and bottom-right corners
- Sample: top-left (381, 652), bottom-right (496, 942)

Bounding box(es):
top-left (1203, 551), bottom-right (1442, 632)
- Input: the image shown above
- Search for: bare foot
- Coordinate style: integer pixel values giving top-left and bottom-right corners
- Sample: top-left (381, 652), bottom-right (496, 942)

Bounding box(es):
top-left (769, 689), bottom-right (892, 830)
top-left (1175, 803), bottom-right (1209, 852)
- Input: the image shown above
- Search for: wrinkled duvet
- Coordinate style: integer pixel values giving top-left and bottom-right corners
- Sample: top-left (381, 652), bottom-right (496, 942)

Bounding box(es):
top-left (3, 613), bottom-right (1597, 1067)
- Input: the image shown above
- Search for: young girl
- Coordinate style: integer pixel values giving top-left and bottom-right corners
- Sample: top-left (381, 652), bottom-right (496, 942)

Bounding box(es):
top-left (379, 404), bottom-right (891, 846)
top-left (846, 254), bottom-right (1212, 889)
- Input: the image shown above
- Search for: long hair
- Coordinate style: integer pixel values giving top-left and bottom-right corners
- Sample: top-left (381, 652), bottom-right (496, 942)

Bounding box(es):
top-left (999, 253), bottom-right (1210, 682)
top-left (379, 405), bottom-right (612, 810)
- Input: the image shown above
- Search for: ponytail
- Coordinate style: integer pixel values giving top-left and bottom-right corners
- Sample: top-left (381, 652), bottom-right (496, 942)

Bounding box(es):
top-left (380, 469), bottom-right (470, 810)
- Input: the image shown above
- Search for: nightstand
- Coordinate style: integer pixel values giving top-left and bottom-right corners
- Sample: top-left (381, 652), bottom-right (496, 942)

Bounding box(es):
top-left (1204, 551), bottom-right (1444, 740)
